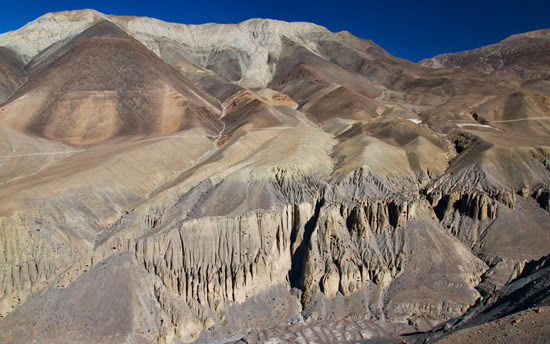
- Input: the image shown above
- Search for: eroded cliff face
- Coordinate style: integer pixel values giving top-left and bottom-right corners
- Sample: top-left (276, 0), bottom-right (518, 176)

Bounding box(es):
top-left (72, 167), bottom-right (490, 343)
top-left (0, 10), bottom-right (549, 344)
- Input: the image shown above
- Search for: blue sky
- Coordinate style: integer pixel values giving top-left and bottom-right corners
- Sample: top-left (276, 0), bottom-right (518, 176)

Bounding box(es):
top-left (1, 0), bottom-right (548, 62)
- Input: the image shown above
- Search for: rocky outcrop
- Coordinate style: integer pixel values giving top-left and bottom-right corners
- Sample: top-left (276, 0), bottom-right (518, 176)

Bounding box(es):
top-left (86, 169), bottom-right (486, 341)
top-left (294, 199), bottom-right (413, 304)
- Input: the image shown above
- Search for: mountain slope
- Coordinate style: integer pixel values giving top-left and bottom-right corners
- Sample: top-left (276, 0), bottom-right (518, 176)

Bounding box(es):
top-left (0, 47), bottom-right (25, 103)
top-left (420, 29), bottom-right (550, 82)
top-left (0, 20), bottom-right (221, 145)
top-left (408, 254), bottom-right (550, 344)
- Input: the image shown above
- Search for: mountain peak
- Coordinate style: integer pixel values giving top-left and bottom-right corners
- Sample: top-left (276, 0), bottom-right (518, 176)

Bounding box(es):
top-left (1, 17), bottom-right (221, 145)
top-left (420, 27), bottom-right (550, 78)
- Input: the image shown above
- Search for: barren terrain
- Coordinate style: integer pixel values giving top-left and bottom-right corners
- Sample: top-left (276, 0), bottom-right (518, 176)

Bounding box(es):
top-left (0, 10), bottom-right (548, 343)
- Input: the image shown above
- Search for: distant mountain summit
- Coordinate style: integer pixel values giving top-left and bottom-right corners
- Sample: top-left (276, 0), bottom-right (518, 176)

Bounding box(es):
top-left (420, 28), bottom-right (550, 80)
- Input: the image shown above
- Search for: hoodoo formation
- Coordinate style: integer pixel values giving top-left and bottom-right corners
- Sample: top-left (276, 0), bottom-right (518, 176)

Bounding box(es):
top-left (0, 9), bottom-right (548, 344)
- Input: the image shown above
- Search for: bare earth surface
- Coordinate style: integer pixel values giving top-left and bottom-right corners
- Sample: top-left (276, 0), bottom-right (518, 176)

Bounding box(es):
top-left (437, 308), bottom-right (549, 344)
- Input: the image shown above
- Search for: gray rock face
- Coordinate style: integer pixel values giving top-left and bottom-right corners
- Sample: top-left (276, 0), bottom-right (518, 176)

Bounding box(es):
top-left (0, 47), bottom-right (25, 103)
top-left (0, 9), bottom-right (549, 344)
top-left (420, 29), bottom-right (550, 82)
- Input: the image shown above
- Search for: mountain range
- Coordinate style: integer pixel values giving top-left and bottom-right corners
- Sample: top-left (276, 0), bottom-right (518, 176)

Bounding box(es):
top-left (0, 9), bottom-right (548, 344)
